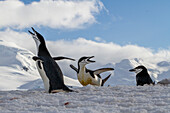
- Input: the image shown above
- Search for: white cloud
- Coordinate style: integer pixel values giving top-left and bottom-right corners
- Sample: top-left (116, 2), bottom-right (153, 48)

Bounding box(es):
top-left (46, 38), bottom-right (155, 65)
top-left (0, 29), bottom-right (36, 53)
top-left (94, 37), bottom-right (102, 41)
top-left (0, 0), bottom-right (104, 29)
top-left (1, 29), bottom-right (170, 64)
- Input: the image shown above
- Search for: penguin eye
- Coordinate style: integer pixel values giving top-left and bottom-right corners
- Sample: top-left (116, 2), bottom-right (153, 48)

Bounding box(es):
top-left (81, 59), bottom-right (85, 62)
top-left (135, 69), bottom-right (143, 74)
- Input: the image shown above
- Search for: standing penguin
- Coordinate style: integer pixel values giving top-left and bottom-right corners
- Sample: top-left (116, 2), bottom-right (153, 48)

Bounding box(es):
top-left (70, 56), bottom-right (114, 86)
top-left (129, 65), bottom-right (155, 86)
top-left (28, 27), bottom-right (74, 93)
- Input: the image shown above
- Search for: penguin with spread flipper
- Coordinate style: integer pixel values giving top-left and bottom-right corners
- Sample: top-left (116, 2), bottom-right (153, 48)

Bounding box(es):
top-left (29, 27), bottom-right (74, 93)
top-left (70, 56), bottom-right (114, 86)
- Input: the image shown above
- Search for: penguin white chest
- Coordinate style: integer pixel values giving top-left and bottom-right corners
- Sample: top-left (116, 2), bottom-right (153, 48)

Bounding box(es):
top-left (36, 61), bottom-right (49, 93)
top-left (78, 69), bottom-right (102, 86)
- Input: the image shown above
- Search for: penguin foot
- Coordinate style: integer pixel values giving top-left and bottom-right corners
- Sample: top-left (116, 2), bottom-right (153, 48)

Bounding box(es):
top-left (51, 89), bottom-right (66, 93)
top-left (51, 89), bottom-right (74, 93)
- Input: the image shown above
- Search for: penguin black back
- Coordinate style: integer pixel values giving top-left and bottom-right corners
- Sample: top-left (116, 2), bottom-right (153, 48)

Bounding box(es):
top-left (29, 27), bottom-right (72, 93)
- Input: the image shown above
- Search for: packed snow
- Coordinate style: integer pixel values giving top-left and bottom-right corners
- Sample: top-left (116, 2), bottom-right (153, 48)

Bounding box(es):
top-left (0, 40), bottom-right (170, 112)
top-left (0, 85), bottom-right (170, 113)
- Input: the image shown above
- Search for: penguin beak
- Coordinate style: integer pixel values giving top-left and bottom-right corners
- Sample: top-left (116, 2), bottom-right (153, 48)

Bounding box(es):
top-left (87, 56), bottom-right (95, 63)
top-left (28, 27), bottom-right (41, 46)
top-left (31, 27), bottom-right (37, 33)
top-left (129, 69), bottom-right (135, 72)
top-left (28, 27), bottom-right (39, 41)
top-left (28, 27), bottom-right (36, 35)
top-left (28, 30), bottom-right (34, 35)
top-left (129, 68), bottom-right (143, 74)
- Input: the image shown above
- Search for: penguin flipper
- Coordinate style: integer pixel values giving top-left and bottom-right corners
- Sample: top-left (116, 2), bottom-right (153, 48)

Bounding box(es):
top-left (28, 30), bottom-right (34, 35)
top-left (70, 64), bottom-right (78, 73)
top-left (101, 74), bottom-right (111, 86)
top-left (32, 56), bottom-right (43, 61)
top-left (53, 56), bottom-right (75, 61)
top-left (94, 68), bottom-right (114, 75)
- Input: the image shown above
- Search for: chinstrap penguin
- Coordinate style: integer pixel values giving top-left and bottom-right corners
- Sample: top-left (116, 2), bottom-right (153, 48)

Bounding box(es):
top-left (70, 56), bottom-right (114, 86)
top-left (28, 27), bottom-right (74, 93)
top-left (129, 65), bottom-right (155, 86)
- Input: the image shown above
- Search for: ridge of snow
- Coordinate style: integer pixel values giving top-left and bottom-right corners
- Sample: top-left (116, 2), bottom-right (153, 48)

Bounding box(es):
top-left (0, 39), bottom-right (169, 90)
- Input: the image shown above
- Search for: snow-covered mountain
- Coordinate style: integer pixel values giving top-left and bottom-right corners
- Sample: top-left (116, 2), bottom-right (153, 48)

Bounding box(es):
top-left (0, 40), bottom-right (169, 90)
top-left (104, 58), bottom-right (170, 86)
top-left (0, 40), bottom-right (80, 90)
top-left (0, 40), bottom-right (39, 90)
top-left (105, 59), bottom-right (136, 86)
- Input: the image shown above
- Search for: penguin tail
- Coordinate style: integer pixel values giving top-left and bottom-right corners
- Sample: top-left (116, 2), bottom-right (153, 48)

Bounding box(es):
top-left (152, 81), bottom-right (155, 85)
top-left (63, 85), bottom-right (74, 92)
top-left (101, 74), bottom-right (111, 86)
top-left (50, 84), bottom-right (74, 93)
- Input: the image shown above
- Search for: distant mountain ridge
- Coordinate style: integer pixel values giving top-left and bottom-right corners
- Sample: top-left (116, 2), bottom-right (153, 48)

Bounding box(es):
top-left (104, 58), bottom-right (170, 86)
top-left (0, 40), bottom-right (169, 90)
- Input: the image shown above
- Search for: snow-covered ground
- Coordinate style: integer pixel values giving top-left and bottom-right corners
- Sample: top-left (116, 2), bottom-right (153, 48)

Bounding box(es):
top-left (0, 39), bottom-right (170, 112)
top-left (0, 85), bottom-right (169, 113)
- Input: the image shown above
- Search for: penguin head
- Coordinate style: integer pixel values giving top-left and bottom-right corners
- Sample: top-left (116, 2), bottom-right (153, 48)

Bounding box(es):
top-left (78, 56), bottom-right (95, 65)
top-left (129, 65), bottom-right (147, 74)
top-left (28, 27), bottom-right (45, 51)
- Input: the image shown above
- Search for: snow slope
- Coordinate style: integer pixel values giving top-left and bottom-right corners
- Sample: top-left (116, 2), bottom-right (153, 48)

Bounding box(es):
top-left (0, 85), bottom-right (169, 113)
top-left (0, 40), bottom-right (80, 90)
top-left (0, 39), bottom-right (170, 90)
top-left (0, 40), bottom-right (39, 90)
top-left (19, 76), bottom-right (81, 90)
